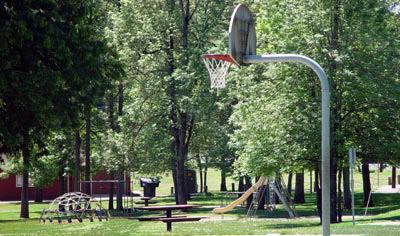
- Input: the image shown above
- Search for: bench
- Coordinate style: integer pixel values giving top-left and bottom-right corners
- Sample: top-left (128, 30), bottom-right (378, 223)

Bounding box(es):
top-left (128, 215), bottom-right (186, 221)
top-left (161, 217), bottom-right (206, 232)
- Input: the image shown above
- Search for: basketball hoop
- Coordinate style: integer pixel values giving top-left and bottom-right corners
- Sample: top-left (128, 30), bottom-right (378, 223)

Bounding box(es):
top-left (202, 54), bottom-right (238, 90)
top-left (202, 4), bottom-right (331, 236)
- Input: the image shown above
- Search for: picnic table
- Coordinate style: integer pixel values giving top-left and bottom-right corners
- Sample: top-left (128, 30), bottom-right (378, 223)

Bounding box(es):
top-left (134, 205), bottom-right (205, 231)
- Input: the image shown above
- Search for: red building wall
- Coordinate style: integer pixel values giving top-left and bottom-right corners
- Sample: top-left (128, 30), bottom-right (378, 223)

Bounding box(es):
top-left (0, 174), bottom-right (73, 201)
top-left (0, 172), bottom-right (131, 201)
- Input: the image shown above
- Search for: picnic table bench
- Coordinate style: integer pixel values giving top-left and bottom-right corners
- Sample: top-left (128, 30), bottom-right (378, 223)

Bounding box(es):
top-left (133, 205), bottom-right (206, 232)
top-left (162, 216), bottom-right (206, 231)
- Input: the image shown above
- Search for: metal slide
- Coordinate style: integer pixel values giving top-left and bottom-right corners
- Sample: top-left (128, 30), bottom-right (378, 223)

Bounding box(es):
top-left (213, 176), bottom-right (267, 214)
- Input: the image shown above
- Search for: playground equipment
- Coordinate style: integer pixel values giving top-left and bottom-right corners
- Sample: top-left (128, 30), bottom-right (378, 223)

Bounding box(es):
top-left (40, 192), bottom-right (110, 223)
top-left (213, 176), bottom-right (296, 218)
top-left (213, 176), bottom-right (266, 214)
top-left (81, 179), bottom-right (136, 214)
top-left (247, 178), bottom-right (296, 218)
top-left (202, 4), bottom-right (331, 235)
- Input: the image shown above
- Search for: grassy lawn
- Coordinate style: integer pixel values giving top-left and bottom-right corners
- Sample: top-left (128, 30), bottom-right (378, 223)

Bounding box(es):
top-left (1, 169), bottom-right (400, 235)
top-left (131, 168), bottom-right (237, 196)
top-left (131, 167), bottom-right (393, 196)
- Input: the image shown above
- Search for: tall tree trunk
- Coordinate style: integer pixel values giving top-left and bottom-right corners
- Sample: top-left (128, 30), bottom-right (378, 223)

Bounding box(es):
top-left (59, 174), bottom-right (65, 195)
top-left (238, 176), bottom-right (244, 191)
top-left (74, 130), bottom-right (81, 192)
top-left (108, 172), bottom-right (114, 210)
top-left (166, 7), bottom-right (179, 203)
top-left (316, 166), bottom-right (322, 224)
top-left (362, 159), bottom-right (373, 207)
top-left (117, 171), bottom-right (124, 210)
top-left (379, 162), bottom-right (384, 172)
top-left (110, 89), bottom-right (124, 210)
top-left (197, 156), bottom-right (203, 193)
top-left (20, 137), bottom-right (30, 218)
top-left (204, 156), bottom-right (208, 193)
top-left (117, 86), bottom-right (125, 209)
top-left (117, 83), bottom-right (124, 130)
top-left (34, 188), bottom-right (43, 203)
top-left (167, 21), bottom-right (188, 204)
top-left (168, 0), bottom-right (194, 205)
top-left (327, 0), bottom-right (341, 224)
top-left (392, 166), bottom-right (396, 188)
top-left (294, 171), bottom-right (305, 203)
top-left (245, 176), bottom-right (253, 209)
top-left (59, 156), bottom-right (66, 195)
top-left (309, 170), bottom-right (313, 193)
top-left (220, 168), bottom-right (227, 191)
top-left (287, 172), bottom-right (293, 194)
top-left (84, 102), bottom-right (91, 195)
top-left (172, 164), bottom-right (178, 203)
top-left (337, 165), bottom-right (342, 222)
top-left (171, 114), bottom-right (190, 204)
top-left (343, 167), bottom-right (351, 209)
top-left (175, 158), bottom-right (187, 204)
top-left (330, 153), bottom-right (338, 223)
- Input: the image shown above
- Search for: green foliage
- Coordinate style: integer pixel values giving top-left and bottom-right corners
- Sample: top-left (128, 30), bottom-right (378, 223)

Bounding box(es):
top-left (97, 0), bottom-right (238, 177)
top-left (0, 0), bottom-right (121, 154)
top-left (228, 0), bottom-right (400, 176)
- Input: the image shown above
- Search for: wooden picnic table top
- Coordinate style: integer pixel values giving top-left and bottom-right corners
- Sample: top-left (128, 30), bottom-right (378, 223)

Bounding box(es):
top-left (135, 205), bottom-right (198, 211)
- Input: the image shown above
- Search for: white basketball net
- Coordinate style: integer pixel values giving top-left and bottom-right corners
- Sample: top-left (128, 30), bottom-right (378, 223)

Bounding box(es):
top-left (202, 57), bottom-right (231, 89)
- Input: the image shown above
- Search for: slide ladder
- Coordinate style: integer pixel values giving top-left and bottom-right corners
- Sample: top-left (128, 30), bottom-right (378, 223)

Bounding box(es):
top-left (213, 176), bottom-right (296, 218)
top-left (267, 179), bottom-right (276, 210)
top-left (270, 178), bottom-right (297, 218)
top-left (280, 177), bottom-right (296, 214)
top-left (246, 184), bottom-right (267, 217)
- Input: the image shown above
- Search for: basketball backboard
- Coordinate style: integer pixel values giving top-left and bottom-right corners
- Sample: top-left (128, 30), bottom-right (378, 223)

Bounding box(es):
top-left (229, 4), bottom-right (256, 65)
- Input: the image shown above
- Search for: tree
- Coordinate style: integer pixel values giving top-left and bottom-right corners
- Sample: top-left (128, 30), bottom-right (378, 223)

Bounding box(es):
top-left (229, 0), bottom-right (400, 223)
top-left (0, 1), bottom-right (121, 218)
top-left (107, 0), bottom-right (235, 204)
top-left (294, 171), bottom-right (305, 204)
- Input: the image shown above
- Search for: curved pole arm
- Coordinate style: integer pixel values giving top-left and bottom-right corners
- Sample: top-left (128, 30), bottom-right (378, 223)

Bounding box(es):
top-left (243, 54), bottom-right (331, 236)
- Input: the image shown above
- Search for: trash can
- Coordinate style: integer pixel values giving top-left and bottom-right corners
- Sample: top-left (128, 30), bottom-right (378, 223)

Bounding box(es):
top-left (186, 169), bottom-right (198, 194)
top-left (140, 178), bottom-right (160, 197)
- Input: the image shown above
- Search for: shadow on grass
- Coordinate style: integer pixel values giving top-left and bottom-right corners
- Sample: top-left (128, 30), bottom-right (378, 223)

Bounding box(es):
top-left (8, 202), bottom-right (49, 206)
top-left (369, 215), bottom-right (400, 221)
top-left (260, 221), bottom-right (321, 230)
top-left (0, 219), bottom-right (34, 223)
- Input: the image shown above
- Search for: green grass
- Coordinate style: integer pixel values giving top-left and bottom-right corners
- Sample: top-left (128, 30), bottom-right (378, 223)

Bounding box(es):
top-left (1, 168), bottom-right (400, 235)
top-left (1, 193), bottom-right (400, 236)
top-left (132, 167), bottom-right (392, 197)
top-left (131, 168), bottom-right (236, 196)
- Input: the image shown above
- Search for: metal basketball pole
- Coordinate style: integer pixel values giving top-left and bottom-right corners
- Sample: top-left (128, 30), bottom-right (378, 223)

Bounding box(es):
top-left (243, 54), bottom-right (331, 236)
